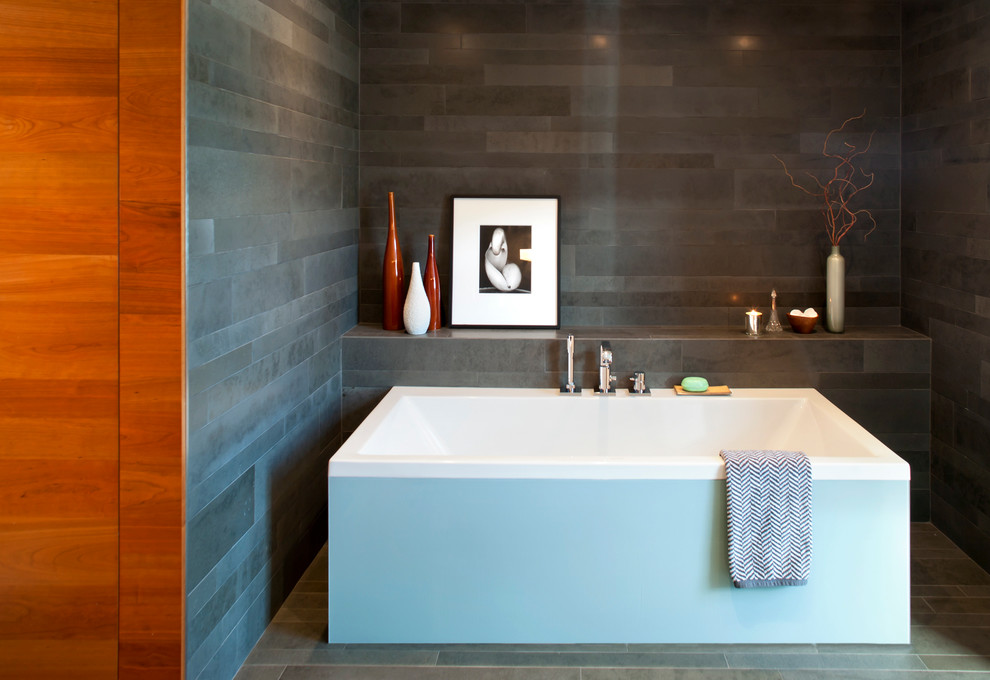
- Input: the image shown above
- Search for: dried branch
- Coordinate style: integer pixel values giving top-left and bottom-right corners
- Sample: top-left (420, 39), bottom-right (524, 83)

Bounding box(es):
top-left (773, 110), bottom-right (878, 246)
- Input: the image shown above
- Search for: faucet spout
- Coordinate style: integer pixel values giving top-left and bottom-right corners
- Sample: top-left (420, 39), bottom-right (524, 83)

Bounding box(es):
top-left (560, 334), bottom-right (580, 393)
top-left (598, 341), bottom-right (616, 394)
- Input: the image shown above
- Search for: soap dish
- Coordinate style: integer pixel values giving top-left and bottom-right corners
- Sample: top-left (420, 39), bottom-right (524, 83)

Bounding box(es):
top-left (674, 385), bottom-right (732, 396)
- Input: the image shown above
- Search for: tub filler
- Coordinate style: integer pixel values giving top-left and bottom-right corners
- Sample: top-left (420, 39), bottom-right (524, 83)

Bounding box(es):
top-left (328, 387), bottom-right (909, 644)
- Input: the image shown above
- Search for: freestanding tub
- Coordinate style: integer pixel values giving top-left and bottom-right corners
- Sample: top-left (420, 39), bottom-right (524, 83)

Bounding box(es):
top-left (328, 387), bottom-right (910, 644)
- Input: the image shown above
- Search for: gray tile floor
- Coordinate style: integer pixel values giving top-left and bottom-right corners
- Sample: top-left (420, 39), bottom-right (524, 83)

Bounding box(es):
top-left (236, 523), bottom-right (990, 680)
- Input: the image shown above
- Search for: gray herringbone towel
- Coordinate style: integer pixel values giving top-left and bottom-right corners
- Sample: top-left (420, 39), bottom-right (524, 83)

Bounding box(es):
top-left (719, 449), bottom-right (812, 588)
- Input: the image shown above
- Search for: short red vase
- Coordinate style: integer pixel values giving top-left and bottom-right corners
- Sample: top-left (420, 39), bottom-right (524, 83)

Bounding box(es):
top-left (382, 192), bottom-right (405, 331)
top-left (424, 234), bottom-right (441, 331)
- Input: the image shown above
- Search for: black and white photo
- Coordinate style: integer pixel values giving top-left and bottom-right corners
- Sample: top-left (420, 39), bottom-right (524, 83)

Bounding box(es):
top-left (479, 225), bottom-right (532, 294)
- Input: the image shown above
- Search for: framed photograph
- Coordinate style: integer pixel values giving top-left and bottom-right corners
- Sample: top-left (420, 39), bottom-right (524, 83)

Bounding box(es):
top-left (450, 196), bottom-right (560, 328)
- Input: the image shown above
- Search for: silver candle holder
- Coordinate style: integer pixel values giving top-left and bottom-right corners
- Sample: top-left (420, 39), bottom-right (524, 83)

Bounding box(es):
top-left (745, 309), bottom-right (762, 336)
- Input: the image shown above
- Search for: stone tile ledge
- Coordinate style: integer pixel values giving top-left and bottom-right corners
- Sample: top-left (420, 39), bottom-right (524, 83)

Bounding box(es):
top-left (345, 322), bottom-right (929, 342)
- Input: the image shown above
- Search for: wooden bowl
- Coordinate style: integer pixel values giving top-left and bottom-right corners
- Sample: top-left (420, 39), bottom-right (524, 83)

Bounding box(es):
top-left (787, 313), bottom-right (818, 334)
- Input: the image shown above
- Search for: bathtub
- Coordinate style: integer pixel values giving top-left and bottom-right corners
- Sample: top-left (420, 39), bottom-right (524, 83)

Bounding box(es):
top-left (328, 387), bottom-right (910, 644)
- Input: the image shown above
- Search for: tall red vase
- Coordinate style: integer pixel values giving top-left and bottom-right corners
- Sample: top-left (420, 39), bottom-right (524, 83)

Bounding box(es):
top-left (424, 234), bottom-right (441, 331)
top-left (382, 192), bottom-right (404, 330)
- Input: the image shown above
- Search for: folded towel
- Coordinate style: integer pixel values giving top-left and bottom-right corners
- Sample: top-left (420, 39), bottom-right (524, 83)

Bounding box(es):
top-left (719, 449), bottom-right (812, 588)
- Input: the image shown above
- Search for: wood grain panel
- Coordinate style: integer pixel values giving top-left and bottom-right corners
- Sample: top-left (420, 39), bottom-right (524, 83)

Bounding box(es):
top-left (0, 0), bottom-right (116, 49)
top-left (0, 640), bottom-right (117, 680)
top-left (0, 50), bottom-right (118, 97)
top-left (0, 583), bottom-right (116, 638)
top-left (0, 303), bottom-right (118, 379)
top-left (0, 462), bottom-right (117, 518)
top-left (119, 0), bottom-right (185, 676)
top-left (0, 255), bottom-right (116, 305)
top-left (0, 1), bottom-right (120, 676)
top-left (0, 152), bottom-right (118, 216)
top-left (120, 203), bottom-right (184, 315)
top-left (0, 521), bottom-right (116, 585)
top-left (1, 97), bottom-right (117, 152)
top-left (0, 378), bottom-right (117, 421)
top-left (0, 416), bottom-right (118, 460)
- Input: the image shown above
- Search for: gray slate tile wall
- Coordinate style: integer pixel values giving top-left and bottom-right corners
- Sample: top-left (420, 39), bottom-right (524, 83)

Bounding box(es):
top-left (342, 324), bottom-right (931, 519)
top-left (902, 0), bottom-right (990, 572)
top-left (186, 0), bottom-right (359, 678)
top-left (358, 0), bottom-right (902, 328)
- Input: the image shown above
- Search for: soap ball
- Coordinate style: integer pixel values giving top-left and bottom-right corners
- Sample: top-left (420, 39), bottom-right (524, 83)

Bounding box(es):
top-left (787, 309), bottom-right (818, 333)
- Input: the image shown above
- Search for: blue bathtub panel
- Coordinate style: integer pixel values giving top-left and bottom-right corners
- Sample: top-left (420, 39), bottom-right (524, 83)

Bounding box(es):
top-left (328, 478), bottom-right (909, 644)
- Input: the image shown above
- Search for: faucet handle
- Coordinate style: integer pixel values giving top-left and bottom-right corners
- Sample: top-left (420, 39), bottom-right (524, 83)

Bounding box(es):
top-left (628, 371), bottom-right (651, 395)
top-left (630, 371), bottom-right (647, 394)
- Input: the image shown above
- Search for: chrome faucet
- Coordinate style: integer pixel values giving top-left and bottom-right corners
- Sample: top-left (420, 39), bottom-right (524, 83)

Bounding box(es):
top-left (560, 334), bottom-right (580, 394)
top-left (598, 341), bottom-right (616, 394)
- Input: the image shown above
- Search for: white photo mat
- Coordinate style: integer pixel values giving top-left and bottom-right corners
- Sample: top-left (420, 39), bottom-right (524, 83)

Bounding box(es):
top-left (450, 196), bottom-right (560, 328)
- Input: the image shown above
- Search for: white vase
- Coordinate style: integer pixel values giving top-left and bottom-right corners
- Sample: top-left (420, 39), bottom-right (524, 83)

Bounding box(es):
top-left (403, 261), bottom-right (431, 335)
top-left (826, 245), bottom-right (845, 333)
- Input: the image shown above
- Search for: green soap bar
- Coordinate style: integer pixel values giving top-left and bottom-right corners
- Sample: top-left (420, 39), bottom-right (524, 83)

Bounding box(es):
top-left (681, 376), bottom-right (709, 392)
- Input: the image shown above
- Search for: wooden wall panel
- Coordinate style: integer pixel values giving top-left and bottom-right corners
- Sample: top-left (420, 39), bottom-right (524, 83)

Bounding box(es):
top-left (119, 0), bottom-right (185, 677)
top-left (0, 0), bottom-right (120, 677)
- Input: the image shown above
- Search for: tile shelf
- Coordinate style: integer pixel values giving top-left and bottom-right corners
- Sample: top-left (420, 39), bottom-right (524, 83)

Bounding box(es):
top-left (345, 323), bottom-right (928, 342)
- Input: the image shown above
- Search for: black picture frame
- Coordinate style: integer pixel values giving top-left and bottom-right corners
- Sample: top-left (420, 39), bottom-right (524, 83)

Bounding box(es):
top-left (450, 196), bottom-right (560, 328)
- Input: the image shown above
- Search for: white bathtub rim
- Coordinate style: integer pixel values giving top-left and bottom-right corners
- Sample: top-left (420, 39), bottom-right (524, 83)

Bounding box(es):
top-left (330, 386), bottom-right (910, 481)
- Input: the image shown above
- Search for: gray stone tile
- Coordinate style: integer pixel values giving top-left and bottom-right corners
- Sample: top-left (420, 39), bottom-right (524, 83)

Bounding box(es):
top-left (304, 246), bottom-right (359, 295)
top-left (188, 0), bottom-right (252, 68)
top-left (187, 147), bottom-right (292, 220)
top-left (682, 340), bottom-right (864, 375)
top-left (815, 645), bottom-right (913, 655)
top-left (189, 80), bottom-right (281, 135)
top-left (214, 213), bottom-right (294, 253)
top-left (487, 131), bottom-right (612, 155)
top-left (528, 4), bottom-right (706, 34)
top-left (362, 84), bottom-right (446, 116)
top-left (445, 86), bottom-right (571, 117)
top-left (190, 345), bottom-right (253, 396)
top-left (189, 218), bottom-right (216, 256)
top-left (582, 672), bottom-right (780, 680)
top-left (248, 649), bottom-right (439, 666)
top-left (233, 666), bottom-right (286, 680)
top-left (817, 654), bottom-right (926, 670)
top-left (436, 652), bottom-right (727, 669)
top-left (292, 160), bottom-right (342, 213)
top-left (631, 645), bottom-right (811, 655)
top-left (911, 558), bottom-right (990, 587)
top-left (491, 65), bottom-right (673, 89)
top-left (909, 626), bottom-right (990, 655)
top-left (281, 668), bottom-right (579, 680)
top-left (187, 279), bottom-right (233, 341)
top-left (725, 655), bottom-right (822, 671)
top-left (865, 340), bottom-right (932, 373)
top-left (912, 586), bottom-right (966, 597)
top-left (780, 671), bottom-right (990, 679)
top-left (255, 620), bottom-right (329, 651)
top-left (188, 245), bottom-right (281, 287)
top-left (273, 607), bottom-right (329, 624)
top-left (819, 388), bottom-right (930, 435)
top-left (290, 579), bottom-right (327, 594)
top-left (400, 4), bottom-right (524, 34)
top-left (921, 655), bottom-right (990, 671)
top-left (391, 645), bottom-right (629, 654)
top-left (923, 597), bottom-right (990, 614)
top-left (186, 468), bottom-right (256, 594)
top-left (230, 261), bottom-right (305, 322)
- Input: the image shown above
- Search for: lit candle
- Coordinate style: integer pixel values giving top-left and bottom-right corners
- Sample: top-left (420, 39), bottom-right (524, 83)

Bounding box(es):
top-left (745, 309), bottom-right (762, 336)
